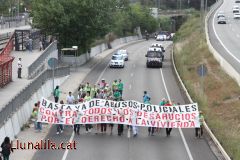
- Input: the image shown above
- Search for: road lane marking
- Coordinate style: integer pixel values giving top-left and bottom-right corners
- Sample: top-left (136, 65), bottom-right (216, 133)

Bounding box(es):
top-left (237, 34), bottom-right (240, 38)
top-left (212, 7), bottom-right (240, 64)
top-left (62, 61), bottom-right (110, 160)
top-left (61, 132), bottom-right (75, 160)
top-left (129, 84), bottom-right (132, 90)
top-left (130, 73), bottom-right (134, 77)
top-left (160, 69), bottom-right (194, 160)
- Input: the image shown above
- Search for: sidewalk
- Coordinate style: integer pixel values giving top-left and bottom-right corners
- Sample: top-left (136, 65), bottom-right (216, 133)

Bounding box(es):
top-left (0, 49), bottom-right (44, 109)
top-left (0, 25), bottom-right (31, 35)
top-left (10, 39), bottom-right (142, 160)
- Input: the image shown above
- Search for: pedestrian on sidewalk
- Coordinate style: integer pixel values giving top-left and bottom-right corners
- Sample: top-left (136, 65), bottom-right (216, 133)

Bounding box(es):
top-left (1, 137), bottom-right (13, 160)
top-left (29, 38), bottom-right (33, 52)
top-left (39, 40), bottom-right (43, 51)
top-left (17, 58), bottom-right (22, 78)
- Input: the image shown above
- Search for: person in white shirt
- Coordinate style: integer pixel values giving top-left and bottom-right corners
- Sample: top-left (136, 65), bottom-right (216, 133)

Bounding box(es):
top-left (66, 92), bottom-right (75, 104)
top-left (17, 58), bottom-right (22, 78)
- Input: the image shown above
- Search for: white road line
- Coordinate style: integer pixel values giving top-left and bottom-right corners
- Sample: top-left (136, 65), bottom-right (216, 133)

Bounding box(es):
top-left (160, 69), bottom-right (194, 160)
top-left (130, 73), bottom-right (134, 77)
top-left (129, 84), bottom-right (132, 90)
top-left (61, 132), bottom-right (75, 160)
top-left (212, 6), bottom-right (240, 64)
top-left (62, 61), bottom-right (110, 160)
top-left (237, 34), bottom-right (240, 38)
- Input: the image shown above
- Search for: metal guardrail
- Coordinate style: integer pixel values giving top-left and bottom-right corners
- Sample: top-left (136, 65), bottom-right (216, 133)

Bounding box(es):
top-left (0, 66), bottom-right (70, 128)
top-left (28, 40), bottom-right (57, 79)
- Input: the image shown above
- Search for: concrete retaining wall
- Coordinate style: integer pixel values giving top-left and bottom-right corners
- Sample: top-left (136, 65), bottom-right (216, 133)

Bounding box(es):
top-left (62, 36), bottom-right (140, 66)
top-left (0, 76), bottom-right (68, 143)
top-left (205, 0), bottom-right (240, 86)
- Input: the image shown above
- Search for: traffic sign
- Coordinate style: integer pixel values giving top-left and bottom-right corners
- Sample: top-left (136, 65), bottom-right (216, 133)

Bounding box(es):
top-left (197, 64), bottom-right (207, 77)
top-left (48, 58), bottom-right (58, 69)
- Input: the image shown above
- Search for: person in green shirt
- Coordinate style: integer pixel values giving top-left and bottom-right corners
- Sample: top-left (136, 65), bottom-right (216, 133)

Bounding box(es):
top-left (118, 79), bottom-right (124, 96)
top-left (113, 89), bottom-right (121, 101)
top-left (84, 82), bottom-right (92, 93)
top-left (195, 111), bottom-right (204, 138)
top-left (90, 85), bottom-right (98, 98)
top-left (159, 98), bottom-right (166, 106)
top-left (54, 86), bottom-right (61, 103)
top-left (84, 91), bottom-right (92, 102)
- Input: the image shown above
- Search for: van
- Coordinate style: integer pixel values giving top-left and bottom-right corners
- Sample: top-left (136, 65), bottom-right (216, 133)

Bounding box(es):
top-left (145, 51), bottom-right (163, 68)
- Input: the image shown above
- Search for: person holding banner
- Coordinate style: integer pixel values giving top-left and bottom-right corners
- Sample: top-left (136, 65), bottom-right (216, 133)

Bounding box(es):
top-left (195, 111), bottom-right (204, 138)
top-left (165, 100), bottom-right (173, 137)
top-left (66, 92), bottom-right (75, 104)
top-left (56, 100), bottom-right (64, 135)
top-left (146, 98), bottom-right (155, 136)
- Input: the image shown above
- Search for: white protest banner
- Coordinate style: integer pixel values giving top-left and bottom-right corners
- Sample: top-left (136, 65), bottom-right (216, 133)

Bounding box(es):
top-left (38, 97), bottom-right (200, 128)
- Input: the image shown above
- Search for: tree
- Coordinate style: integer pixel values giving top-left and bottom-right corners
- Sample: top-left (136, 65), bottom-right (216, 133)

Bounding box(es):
top-left (32, 0), bottom-right (118, 53)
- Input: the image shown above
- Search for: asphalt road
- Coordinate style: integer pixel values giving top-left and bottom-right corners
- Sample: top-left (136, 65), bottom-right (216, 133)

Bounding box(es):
top-left (32, 40), bottom-right (217, 160)
top-left (208, 0), bottom-right (240, 73)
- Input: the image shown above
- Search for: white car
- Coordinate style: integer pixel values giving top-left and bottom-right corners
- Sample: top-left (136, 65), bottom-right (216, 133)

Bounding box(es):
top-left (151, 43), bottom-right (165, 52)
top-left (156, 34), bottom-right (166, 41)
top-left (109, 55), bottom-right (124, 68)
top-left (217, 11), bottom-right (225, 18)
top-left (234, 12), bottom-right (240, 19)
top-left (217, 16), bottom-right (227, 24)
top-left (114, 49), bottom-right (128, 61)
top-left (233, 5), bottom-right (240, 13)
top-left (148, 47), bottom-right (162, 52)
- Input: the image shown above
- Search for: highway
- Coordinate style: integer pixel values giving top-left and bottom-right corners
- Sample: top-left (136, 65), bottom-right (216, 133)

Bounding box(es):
top-left (208, 0), bottom-right (240, 74)
top-left (32, 40), bottom-right (217, 160)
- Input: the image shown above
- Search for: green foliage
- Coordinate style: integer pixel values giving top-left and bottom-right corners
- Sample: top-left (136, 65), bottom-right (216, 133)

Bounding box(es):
top-left (32, 0), bottom-right (117, 53)
top-left (32, 0), bottom-right (158, 53)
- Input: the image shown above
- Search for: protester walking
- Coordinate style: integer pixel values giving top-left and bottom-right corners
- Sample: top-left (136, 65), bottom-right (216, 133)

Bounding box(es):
top-left (17, 58), bottom-right (22, 78)
top-left (39, 40), bottom-right (43, 51)
top-left (56, 100), bottom-right (64, 135)
top-left (118, 79), bottom-right (124, 96)
top-left (53, 86), bottom-right (61, 103)
top-left (165, 100), bottom-right (172, 136)
top-left (1, 137), bottom-right (13, 160)
top-left (66, 92), bottom-right (75, 104)
top-left (143, 91), bottom-right (150, 103)
top-left (195, 111), bottom-right (204, 138)
top-left (32, 103), bottom-right (42, 132)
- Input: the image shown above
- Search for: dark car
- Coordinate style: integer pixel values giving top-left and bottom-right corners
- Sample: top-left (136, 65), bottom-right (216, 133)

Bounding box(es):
top-left (145, 51), bottom-right (163, 68)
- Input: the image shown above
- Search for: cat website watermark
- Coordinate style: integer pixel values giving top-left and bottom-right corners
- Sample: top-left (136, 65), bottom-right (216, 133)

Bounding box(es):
top-left (12, 139), bottom-right (77, 150)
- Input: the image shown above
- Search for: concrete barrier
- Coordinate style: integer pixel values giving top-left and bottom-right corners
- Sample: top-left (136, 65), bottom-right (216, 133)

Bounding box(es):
top-left (62, 35), bottom-right (140, 66)
top-left (205, 0), bottom-right (240, 86)
top-left (0, 76), bottom-right (68, 144)
top-left (171, 46), bottom-right (231, 160)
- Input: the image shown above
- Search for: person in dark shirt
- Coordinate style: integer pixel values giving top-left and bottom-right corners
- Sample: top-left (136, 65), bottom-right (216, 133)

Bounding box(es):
top-left (1, 137), bottom-right (13, 160)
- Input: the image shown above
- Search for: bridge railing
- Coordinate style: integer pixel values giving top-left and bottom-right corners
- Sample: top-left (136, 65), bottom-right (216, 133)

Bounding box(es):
top-left (0, 32), bottom-right (15, 87)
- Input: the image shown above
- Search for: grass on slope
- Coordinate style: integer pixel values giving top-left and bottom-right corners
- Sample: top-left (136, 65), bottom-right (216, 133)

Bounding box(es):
top-left (174, 13), bottom-right (240, 160)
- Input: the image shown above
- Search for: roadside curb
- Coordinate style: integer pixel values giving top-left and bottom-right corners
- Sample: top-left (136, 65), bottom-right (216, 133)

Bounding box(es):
top-left (171, 45), bottom-right (231, 160)
top-left (205, 0), bottom-right (240, 86)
